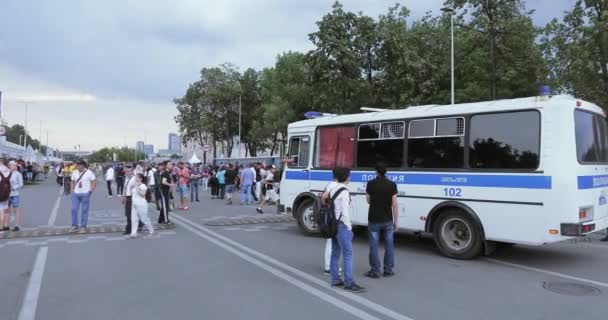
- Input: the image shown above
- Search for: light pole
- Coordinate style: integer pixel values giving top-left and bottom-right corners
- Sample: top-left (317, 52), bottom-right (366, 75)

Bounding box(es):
top-left (18, 101), bottom-right (33, 147)
top-left (238, 95), bottom-right (242, 158)
top-left (441, 7), bottom-right (455, 105)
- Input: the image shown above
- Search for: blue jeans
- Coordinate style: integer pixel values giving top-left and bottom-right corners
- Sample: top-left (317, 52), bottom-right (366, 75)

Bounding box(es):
top-left (190, 181), bottom-right (199, 201)
top-left (330, 223), bottom-right (354, 286)
top-left (71, 193), bottom-right (91, 227)
top-left (240, 184), bottom-right (252, 204)
top-left (368, 222), bottom-right (395, 274)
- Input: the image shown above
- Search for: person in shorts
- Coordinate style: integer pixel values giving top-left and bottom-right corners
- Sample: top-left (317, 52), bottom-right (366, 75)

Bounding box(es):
top-left (3, 161), bottom-right (24, 231)
top-left (177, 162), bottom-right (191, 211)
top-left (0, 159), bottom-right (13, 233)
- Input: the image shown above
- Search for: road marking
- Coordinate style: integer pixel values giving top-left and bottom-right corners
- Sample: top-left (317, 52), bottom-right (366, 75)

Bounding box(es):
top-left (46, 188), bottom-right (64, 227)
top-left (18, 246), bottom-right (48, 320)
top-left (173, 214), bottom-right (415, 320)
top-left (173, 217), bottom-right (383, 320)
top-left (486, 258), bottom-right (608, 288)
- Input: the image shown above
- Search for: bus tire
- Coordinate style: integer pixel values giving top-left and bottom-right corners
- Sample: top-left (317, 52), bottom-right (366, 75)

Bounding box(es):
top-left (296, 199), bottom-right (318, 236)
top-left (433, 209), bottom-right (483, 259)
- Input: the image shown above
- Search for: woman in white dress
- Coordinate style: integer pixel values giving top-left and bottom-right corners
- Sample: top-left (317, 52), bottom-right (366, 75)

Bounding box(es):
top-left (128, 173), bottom-right (154, 238)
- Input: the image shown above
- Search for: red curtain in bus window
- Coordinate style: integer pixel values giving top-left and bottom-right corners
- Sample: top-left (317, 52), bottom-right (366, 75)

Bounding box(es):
top-left (319, 126), bottom-right (355, 168)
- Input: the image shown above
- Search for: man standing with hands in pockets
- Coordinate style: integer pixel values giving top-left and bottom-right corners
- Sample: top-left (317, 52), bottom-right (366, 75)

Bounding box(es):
top-left (364, 165), bottom-right (399, 279)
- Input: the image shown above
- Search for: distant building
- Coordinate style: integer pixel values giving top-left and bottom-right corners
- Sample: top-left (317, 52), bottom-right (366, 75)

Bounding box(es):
top-left (135, 141), bottom-right (145, 153)
top-left (144, 144), bottom-right (154, 155)
top-left (168, 133), bottom-right (181, 153)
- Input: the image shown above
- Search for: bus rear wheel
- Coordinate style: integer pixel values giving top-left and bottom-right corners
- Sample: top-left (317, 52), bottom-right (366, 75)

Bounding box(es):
top-left (296, 199), bottom-right (318, 236)
top-left (433, 210), bottom-right (483, 259)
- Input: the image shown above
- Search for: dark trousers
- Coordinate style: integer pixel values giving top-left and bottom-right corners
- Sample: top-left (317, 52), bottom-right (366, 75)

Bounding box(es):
top-left (219, 184), bottom-right (226, 199)
top-left (158, 189), bottom-right (171, 224)
top-left (107, 180), bottom-right (113, 196)
top-left (251, 185), bottom-right (258, 202)
top-left (116, 177), bottom-right (125, 195)
top-left (63, 177), bottom-right (71, 195)
top-left (190, 181), bottom-right (199, 201)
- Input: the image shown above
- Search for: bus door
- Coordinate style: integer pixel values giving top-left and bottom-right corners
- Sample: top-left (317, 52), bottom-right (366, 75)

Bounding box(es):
top-left (282, 135), bottom-right (312, 201)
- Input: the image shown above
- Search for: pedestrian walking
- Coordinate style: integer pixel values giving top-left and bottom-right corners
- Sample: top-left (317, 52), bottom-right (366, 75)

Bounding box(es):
top-left (122, 166), bottom-right (139, 235)
top-left (239, 163), bottom-right (255, 205)
top-left (154, 163), bottom-right (163, 210)
top-left (177, 162), bottom-right (191, 210)
top-left (256, 165), bottom-right (278, 214)
top-left (116, 165), bottom-right (125, 196)
top-left (190, 165), bottom-right (201, 202)
top-left (70, 161), bottom-right (96, 233)
top-left (328, 167), bottom-right (365, 293)
top-left (224, 164), bottom-right (238, 205)
top-left (146, 165), bottom-right (156, 205)
top-left (105, 165), bottom-right (115, 198)
top-left (209, 170), bottom-right (219, 199)
top-left (63, 163), bottom-right (73, 195)
top-left (216, 166), bottom-right (226, 200)
top-left (128, 173), bottom-right (154, 238)
top-left (158, 161), bottom-right (175, 224)
top-left (320, 178), bottom-right (338, 274)
top-left (1, 161), bottom-right (24, 231)
top-left (364, 165), bottom-right (398, 279)
top-left (201, 167), bottom-right (210, 192)
top-left (0, 159), bottom-right (13, 233)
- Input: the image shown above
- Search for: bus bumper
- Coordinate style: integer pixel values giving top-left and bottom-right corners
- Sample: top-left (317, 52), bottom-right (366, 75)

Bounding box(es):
top-left (561, 222), bottom-right (596, 236)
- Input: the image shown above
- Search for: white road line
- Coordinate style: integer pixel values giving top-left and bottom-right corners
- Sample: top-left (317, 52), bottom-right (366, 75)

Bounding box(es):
top-left (486, 258), bottom-right (608, 288)
top-left (174, 217), bottom-right (383, 320)
top-left (18, 246), bottom-right (49, 320)
top-left (173, 214), bottom-right (415, 320)
top-left (46, 188), bottom-right (63, 227)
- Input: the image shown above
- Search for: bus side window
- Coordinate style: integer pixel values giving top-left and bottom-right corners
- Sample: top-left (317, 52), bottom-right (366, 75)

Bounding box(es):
top-left (288, 136), bottom-right (310, 168)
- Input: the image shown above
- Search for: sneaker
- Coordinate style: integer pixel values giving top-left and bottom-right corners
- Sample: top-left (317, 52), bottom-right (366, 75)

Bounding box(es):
top-left (331, 281), bottom-right (345, 287)
top-left (78, 228), bottom-right (88, 234)
top-left (383, 271), bottom-right (395, 277)
top-left (344, 283), bottom-right (366, 293)
top-left (69, 226), bottom-right (79, 233)
top-left (126, 234), bottom-right (137, 239)
top-left (184, 206), bottom-right (190, 211)
top-left (324, 269), bottom-right (330, 275)
top-left (12, 226), bottom-right (20, 232)
top-left (364, 271), bottom-right (380, 279)
top-left (256, 208), bottom-right (264, 214)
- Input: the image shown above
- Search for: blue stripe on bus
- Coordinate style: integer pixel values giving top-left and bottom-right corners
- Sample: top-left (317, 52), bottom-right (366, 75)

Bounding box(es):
top-left (286, 171), bottom-right (552, 189)
top-left (577, 175), bottom-right (608, 189)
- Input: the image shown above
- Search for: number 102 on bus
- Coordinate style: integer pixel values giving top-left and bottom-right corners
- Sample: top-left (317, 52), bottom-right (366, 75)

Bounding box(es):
top-left (443, 188), bottom-right (462, 197)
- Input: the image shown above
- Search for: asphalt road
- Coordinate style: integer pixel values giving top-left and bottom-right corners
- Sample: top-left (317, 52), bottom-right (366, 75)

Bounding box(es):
top-left (2, 175), bottom-right (608, 320)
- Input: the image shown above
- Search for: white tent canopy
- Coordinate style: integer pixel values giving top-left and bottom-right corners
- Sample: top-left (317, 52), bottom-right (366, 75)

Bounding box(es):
top-left (188, 153), bottom-right (202, 164)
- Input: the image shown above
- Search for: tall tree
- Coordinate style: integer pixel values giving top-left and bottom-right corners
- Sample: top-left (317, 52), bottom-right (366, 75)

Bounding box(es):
top-left (239, 68), bottom-right (263, 156)
top-left (542, 0), bottom-right (608, 109)
top-left (307, 1), bottom-right (378, 113)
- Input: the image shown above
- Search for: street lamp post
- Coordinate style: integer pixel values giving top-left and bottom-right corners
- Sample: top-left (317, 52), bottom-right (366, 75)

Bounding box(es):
top-left (441, 7), bottom-right (455, 105)
top-left (238, 95), bottom-right (242, 158)
top-left (18, 101), bottom-right (33, 147)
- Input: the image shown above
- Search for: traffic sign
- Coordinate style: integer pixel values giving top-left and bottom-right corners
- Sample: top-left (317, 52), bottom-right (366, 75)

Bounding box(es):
top-left (203, 145), bottom-right (210, 152)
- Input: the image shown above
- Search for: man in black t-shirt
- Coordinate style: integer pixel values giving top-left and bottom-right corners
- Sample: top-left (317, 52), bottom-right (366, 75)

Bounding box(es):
top-left (224, 164), bottom-right (238, 205)
top-left (158, 161), bottom-right (175, 224)
top-left (364, 165), bottom-right (399, 279)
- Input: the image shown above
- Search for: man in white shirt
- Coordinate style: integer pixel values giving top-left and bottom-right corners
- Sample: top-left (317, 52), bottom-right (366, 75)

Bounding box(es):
top-left (105, 165), bottom-right (115, 198)
top-left (70, 160), bottom-right (97, 233)
top-left (328, 167), bottom-right (365, 293)
top-left (122, 166), bottom-right (141, 235)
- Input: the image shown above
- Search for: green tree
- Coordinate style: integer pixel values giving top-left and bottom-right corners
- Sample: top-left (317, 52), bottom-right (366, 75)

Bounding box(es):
top-left (307, 1), bottom-right (378, 113)
top-left (239, 68), bottom-right (264, 156)
top-left (542, 0), bottom-right (608, 109)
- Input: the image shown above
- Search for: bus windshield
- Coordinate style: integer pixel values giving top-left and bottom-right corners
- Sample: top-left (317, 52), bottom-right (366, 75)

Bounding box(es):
top-left (575, 109), bottom-right (608, 163)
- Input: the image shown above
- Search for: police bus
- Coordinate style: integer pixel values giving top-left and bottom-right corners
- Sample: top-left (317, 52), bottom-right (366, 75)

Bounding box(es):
top-left (277, 95), bottom-right (608, 259)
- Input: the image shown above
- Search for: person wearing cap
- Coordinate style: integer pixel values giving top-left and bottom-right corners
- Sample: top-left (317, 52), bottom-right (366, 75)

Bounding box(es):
top-left (70, 160), bottom-right (96, 233)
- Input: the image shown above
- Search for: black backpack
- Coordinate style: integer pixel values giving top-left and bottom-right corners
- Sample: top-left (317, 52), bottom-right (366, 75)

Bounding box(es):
top-left (315, 187), bottom-right (347, 238)
top-left (0, 172), bottom-right (12, 202)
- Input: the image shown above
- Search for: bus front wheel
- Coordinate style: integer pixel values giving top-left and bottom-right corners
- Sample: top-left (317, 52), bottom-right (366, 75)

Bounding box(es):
top-left (296, 199), bottom-right (318, 236)
top-left (433, 210), bottom-right (483, 259)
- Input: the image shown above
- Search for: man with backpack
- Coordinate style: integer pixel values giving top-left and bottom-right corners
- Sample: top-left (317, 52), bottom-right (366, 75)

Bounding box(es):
top-left (364, 165), bottom-right (399, 279)
top-left (319, 167), bottom-right (365, 293)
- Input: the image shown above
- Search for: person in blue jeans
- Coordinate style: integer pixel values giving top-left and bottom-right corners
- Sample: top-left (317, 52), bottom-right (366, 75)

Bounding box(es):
top-left (70, 161), bottom-right (97, 234)
top-left (364, 165), bottom-right (399, 278)
top-left (239, 163), bottom-right (255, 205)
top-left (329, 167), bottom-right (365, 293)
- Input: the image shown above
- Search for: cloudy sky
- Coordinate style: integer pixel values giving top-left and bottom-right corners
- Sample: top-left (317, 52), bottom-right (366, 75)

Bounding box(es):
top-left (0, 0), bottom-right (573, 151)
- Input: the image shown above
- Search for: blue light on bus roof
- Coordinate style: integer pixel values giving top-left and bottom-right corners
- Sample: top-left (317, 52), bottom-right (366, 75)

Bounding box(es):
top-left (304, 111), bottom-right (324, 119)
top-left (539, 85), bottom-right (551, 96)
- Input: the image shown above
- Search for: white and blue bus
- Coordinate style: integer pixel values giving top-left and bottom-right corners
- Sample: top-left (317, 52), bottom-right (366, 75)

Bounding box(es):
top-left (278, 95), bottom-right (608, 259)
